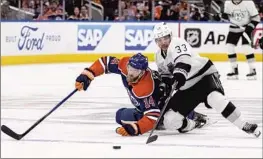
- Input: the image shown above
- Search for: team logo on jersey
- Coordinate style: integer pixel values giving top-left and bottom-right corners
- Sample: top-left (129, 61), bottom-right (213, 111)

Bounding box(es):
top-left (127, 89), bottom-right (140, 106)
top-left (231, 10), bottom-right (246, 21)
top-left (77, 25), bottom-right (110, 51)
top-left (125, 25), bottom-right (154, 50)
top-left (184, 28), bottom-right (201, 48)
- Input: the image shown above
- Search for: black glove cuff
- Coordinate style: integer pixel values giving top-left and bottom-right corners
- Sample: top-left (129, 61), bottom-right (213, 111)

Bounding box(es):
top-left (84, 68), bottom-right (95, 76)
top-left (173, 72), bottom-right (186, 88)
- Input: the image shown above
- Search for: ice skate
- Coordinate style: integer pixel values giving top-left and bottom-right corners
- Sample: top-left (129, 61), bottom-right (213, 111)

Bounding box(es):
top-left (227, 67), bottom-right (239, 80)
top-left (246, 68), bottom-right (257, 80)
top-left (242, 122), bottom-right (261, 138)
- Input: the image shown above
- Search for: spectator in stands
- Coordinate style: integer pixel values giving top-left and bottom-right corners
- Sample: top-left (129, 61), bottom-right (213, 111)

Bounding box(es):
top-left (22, 0), bottom-right (35, 14)
top-left (159, 1), bottom-right (172, 20)
top-left (200, 11), bottom-right (209, 21)
top-left (80, 5), bottom-right (90, 20)
top-left (36, 0), bottom-right (63, 20)
top-left (47, 0), bottom-right (64, 20)
top-left (179, 0), bottom-right (188, 20)
top-left (154, 2), bottom-right (162, 20)
top-left (124, 1), bottom-right (137, 21)
top-left (101, 0), bottom-right (118, 20)
top-left (141, 5), bottom-right (151, 20)
top-left (190, 7), bottom-right (201, 21)
top-left (169, 3), bottom-right (180, 20)
top-left (68, 6), bottom-right (80, 20)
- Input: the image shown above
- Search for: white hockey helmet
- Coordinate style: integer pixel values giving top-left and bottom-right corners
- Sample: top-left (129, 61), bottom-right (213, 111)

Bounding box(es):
top-left (153, 22), bottom-right (172, 40)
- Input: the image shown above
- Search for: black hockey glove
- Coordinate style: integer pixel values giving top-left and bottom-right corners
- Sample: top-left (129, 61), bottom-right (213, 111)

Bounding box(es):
top-left (75, 68), bottom-right (94, 91)
top-left (244, 21), bottom-right (258, 39)
top-left (213, 13), bottom-right (229, 22)
top-left (259, 37), bottom-right (263, 50)
top-left (172, 72), bottom-right (186, 90)
top-left (244, 25), bottom-right (254, 39)
top-left (158, 82), bottom-right (171, 110)
top-left (213, 13), bottom-right (221, 21)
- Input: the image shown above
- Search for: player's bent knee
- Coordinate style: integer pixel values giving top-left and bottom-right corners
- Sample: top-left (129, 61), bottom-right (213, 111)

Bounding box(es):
top-left (207, 91), bottom-right (229, 112)
top-left (163, 110), bottom-right (184, 130)
top-left (115, 108), bottom-right (126, 125)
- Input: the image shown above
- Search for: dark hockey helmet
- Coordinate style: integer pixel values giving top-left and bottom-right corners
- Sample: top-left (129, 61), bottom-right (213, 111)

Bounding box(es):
top-left (232, 0), bottom-right (242, 5)
top-left (128, 53), bottom-right (148, 70)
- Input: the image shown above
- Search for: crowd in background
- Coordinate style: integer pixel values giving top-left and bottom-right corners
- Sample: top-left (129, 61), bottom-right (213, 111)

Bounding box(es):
top-left (1, 0), bottom-right (263, 21)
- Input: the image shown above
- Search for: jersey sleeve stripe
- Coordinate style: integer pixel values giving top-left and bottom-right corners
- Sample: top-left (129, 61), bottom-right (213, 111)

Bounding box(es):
top-left (98, 58), bottom-right (106, 72)
top-left (144, 109), bottom-right (160, 114)
top-left (145, 112), bottom-right (160, 118)
top-left (173, 54), bottom-right (191, 63)
top-left (147, 116), bottom-right (158, 121)
top-left (106, 56), bottom-right (110, 73)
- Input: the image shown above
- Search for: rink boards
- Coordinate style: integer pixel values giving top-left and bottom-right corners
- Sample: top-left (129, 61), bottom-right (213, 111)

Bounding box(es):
top-left (1, 21), bottom-right (262, 65)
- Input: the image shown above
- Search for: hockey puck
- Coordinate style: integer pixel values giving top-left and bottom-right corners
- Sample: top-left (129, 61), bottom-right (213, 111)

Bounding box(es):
top-left (113, 146), bottom-right (121, 149)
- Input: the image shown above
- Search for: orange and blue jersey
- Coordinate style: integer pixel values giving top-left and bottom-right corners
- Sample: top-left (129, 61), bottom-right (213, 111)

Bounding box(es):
top-left (88, 56), bottom-right (161, 134)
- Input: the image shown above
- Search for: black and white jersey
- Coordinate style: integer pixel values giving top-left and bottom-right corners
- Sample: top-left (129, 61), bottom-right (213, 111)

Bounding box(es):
top-left (155, 37), bottom-right (217, 90)
top-left (224, 1), bottom-right (259, 32)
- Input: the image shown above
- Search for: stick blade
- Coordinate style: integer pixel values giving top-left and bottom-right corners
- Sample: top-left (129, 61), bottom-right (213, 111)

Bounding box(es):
top-left (1, 125), bottom-right (22, 140)
top-left (146, 135), bottom-right (158, 144)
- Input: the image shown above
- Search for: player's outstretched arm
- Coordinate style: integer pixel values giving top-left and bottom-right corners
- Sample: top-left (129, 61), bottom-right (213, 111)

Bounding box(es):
top-left (116, 111), bottom-right (159, 136)
top-left (75, 56), bottom-right (123, 91)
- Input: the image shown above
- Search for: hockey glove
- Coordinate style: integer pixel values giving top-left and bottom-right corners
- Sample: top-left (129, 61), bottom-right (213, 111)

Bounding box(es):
top-left (172, 73), bottom-right (186, 89)
top-left (158, 82), bottom-right (171, 109)
top-left (116, 123), bottom-right (140, 136)
top-left (213, 13), bottom-right (221, 21)
top-left (75, 68), bottom-right (95, 91)
top-left (259, 37), bottom-right (263, 50)
top-left (244, 25), bottom-right (254, 39)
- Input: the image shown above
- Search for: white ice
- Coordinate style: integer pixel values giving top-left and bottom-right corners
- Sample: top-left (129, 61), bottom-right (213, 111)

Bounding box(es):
top-left (1, 62), bottom-right (262, 158)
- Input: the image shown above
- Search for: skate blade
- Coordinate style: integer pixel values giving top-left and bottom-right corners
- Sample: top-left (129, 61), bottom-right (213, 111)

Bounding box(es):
top-left (197, 118), bottom-right (218, 129)
top-left (227, 75), bottom-right (238, 80)
top-left (246, 76), bottom-right (257, 80)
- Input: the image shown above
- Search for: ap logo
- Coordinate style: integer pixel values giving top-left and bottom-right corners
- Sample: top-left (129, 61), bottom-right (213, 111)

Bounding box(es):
top-left (77, 25), bottom-right (110, 50)
top-left (125, 25), bottom-right (154, 50)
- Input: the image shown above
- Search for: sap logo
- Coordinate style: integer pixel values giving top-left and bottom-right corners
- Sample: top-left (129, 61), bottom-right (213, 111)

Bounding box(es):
top-left (125, 25), bottom-right (154, 50)
top-left (77, 25), bottom-right (110, 50)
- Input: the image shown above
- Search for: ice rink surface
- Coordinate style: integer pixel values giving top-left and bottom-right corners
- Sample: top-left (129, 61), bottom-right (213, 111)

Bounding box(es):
top-left (1, 62), bottom-right (262, 158)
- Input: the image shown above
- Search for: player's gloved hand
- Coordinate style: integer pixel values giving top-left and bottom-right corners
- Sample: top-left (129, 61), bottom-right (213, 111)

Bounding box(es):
top-left (244, 24), bottom-right (254, 38)
top-left (75, 68), bottom-right (94, 91)
top-left (213, 14), bottom-right (221, 21)
top-left (116, 123), bottom-right (140, 136)
top-left (158, 82), bottom-right (171, 109)
top-left (259, 37), bottom-right (263, 50)
top-left (172, 73), bottom-right (186, 89)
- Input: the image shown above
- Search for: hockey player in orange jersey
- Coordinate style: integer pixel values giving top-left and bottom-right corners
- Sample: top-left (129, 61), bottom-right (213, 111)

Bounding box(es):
top-left (75, 53), bottom-right (207, 136)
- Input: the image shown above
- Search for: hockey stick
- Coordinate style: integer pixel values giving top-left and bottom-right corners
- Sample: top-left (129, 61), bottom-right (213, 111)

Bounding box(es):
top-left (1, 89), bottom-right (78, 140)
top-left (146, 82), bottom-right (177, 144)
